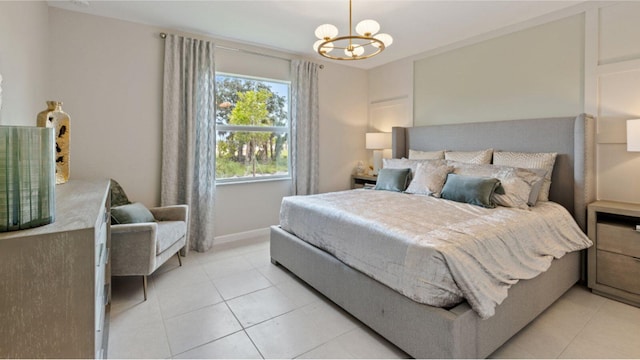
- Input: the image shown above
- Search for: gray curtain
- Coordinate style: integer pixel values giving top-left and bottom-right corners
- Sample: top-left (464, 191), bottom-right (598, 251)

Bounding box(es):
top-left (291, 60), bottom-right (320, 195)
top-left (161, 34), bottom-right (216, 253)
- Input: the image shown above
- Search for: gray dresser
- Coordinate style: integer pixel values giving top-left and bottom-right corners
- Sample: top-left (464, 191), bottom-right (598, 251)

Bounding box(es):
top-left (587, 200), bottom-right (640, 307)
top-left (0, 179), bottom-right (111, 358)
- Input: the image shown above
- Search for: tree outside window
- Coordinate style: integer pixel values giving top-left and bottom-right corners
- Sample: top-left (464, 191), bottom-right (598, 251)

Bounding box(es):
top-left (215, 74), bottom-right (290, 182)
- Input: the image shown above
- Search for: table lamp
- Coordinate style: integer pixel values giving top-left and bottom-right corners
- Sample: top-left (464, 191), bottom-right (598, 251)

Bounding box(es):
top-left (366, 132), bottom-right (392, 175)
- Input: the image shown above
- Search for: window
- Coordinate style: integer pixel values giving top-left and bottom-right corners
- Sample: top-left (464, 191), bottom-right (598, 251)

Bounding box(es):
top-left (215, 73), bottom-right (290, 183)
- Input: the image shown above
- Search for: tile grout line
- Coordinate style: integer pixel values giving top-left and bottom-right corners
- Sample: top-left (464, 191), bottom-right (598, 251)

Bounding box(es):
top-left (222, 299), bottom-right (266, 359)
top-left (554, 297), bottom-right (605, 359)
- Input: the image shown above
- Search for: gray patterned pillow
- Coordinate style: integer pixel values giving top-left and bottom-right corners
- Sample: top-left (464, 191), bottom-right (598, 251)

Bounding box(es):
top-left (493, 151), bottom-right (557, 202)
top-left (110, 179), bottom-right (131, 207)
top-left (448, 161), bottom-right (543, 210)
top-left (444, 148), bottom-right (493, 164)
top-left (383, 158), bottom-right (448, 178)
top-left (408, 149), bottom-right (445, 160)
top-left (405, 162), bottom-right (454, 197)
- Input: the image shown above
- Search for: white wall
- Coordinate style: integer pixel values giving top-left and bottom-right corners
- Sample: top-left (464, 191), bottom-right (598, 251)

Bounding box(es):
top-left (369, 3), bottom-right (640, 205)
top-left (48, 7), bottom-right (165, 207)
top-left (47, 8), bottom-right (368, 238)
top-left (592, 2), bottom-right (640, 203)
top-left (0, 1), bottom-right (50, 125)
top-left (413, 14), bottom-right (584, 125)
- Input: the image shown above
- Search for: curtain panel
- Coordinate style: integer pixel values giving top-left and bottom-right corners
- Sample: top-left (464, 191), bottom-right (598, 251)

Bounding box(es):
top-left (162, 34), bottom-right (216, 253)
top-left (291, 60), bottom-right (321, 195)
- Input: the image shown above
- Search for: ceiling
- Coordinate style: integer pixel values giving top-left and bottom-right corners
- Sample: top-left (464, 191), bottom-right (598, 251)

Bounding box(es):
top-left (47, 0), bottom-right (582, 70)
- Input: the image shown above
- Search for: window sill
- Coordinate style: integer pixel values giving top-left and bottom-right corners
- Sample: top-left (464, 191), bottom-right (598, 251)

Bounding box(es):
top-left (216, 176), bottom-right (292, 186)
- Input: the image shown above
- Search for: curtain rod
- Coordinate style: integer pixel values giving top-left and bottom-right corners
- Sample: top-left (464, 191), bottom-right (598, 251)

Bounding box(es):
top-left (160, 32), bottom-right (324, 69)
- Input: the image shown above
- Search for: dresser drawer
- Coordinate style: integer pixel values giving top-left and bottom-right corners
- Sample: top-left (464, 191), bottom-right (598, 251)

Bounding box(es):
top-left (596, 250), bottom-right (640, 295)
top-left (597, 222), bottom-right (640, 258)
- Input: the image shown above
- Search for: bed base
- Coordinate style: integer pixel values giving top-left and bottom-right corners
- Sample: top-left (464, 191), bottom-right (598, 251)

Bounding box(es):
top-left (271, 225), bottom-right (580, 359)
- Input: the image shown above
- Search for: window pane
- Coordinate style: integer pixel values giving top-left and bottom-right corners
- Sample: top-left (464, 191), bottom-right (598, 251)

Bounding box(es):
top-left (216, 130), bottom-right (289, 180)
top-left (215, 73), bottom-right (290, 182)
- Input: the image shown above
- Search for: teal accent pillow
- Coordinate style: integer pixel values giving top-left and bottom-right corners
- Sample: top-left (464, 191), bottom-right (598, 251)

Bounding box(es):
top-left (441, 174), bottom-right (501, 208)
top-left (111, 202), bottom-right (155, 224)
top-left (374, 168), bottom-right (412, 192)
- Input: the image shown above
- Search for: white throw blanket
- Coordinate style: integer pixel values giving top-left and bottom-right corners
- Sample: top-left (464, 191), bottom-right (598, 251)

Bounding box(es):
top-left (279, 190), bottom-right (592, 319)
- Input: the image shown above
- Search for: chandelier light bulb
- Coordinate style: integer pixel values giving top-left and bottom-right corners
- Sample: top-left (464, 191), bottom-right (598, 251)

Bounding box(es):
top-left (355, 19), bottom-right (380, 37)
top-left (315, 24), bottom-right (339, 40)
top-left (313, 40), bottom-right (322, 52)
top-left (314, 40), bottom-right (334, 54)
top-left (373, 33), bottom-right (393, 48)
top-left (345, 45), bottom-right (365, 57)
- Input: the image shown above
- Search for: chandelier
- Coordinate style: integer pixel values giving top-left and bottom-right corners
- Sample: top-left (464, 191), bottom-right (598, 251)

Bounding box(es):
top-left (313, 0), bottom-right (393, 61)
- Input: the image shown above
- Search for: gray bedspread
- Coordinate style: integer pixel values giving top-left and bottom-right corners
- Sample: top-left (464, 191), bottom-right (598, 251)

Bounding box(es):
top-left (279, 189), bottom-right (592, 319)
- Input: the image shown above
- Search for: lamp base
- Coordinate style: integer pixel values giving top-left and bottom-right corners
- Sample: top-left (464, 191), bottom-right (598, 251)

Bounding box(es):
top-left (373, 150), bottom-right (383, 175)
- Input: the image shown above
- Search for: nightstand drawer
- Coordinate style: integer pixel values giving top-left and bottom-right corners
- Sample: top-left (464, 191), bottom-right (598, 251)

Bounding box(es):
top-left (597, 222), bottom-right (640, 258)
top-left (596, 250), bottom-right (640, 295)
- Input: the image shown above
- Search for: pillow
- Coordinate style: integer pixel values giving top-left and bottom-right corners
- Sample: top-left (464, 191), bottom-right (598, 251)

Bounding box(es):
top-left (374, 168), bottom-right (412, 192)
top-left (405, 162), bottom-right (454, 197)
top-left (492, 151), bottom-right (557, 202)
top-left (110, 179), bottom-right (131, 207)
top-left (383, 158), bottom-right (448, 178)
top-left (441, 174), bottom-right (501, 208)
top-left (383, 158), bottom-right (419, 174)
top-left (408, 149), bottom-right (445, 160)
top-left (525, 168), bottom-right (548, 206)
top-left (445, 149), bottom-right (493, 164)
top-left (448, 161), bottom-right (544, 209)
top-left (111, 202), bottom-right (155, 224)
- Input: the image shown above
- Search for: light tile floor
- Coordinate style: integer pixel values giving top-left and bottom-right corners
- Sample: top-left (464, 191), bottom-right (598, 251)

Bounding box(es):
top-left (108, 236), bottom-right (640, 359)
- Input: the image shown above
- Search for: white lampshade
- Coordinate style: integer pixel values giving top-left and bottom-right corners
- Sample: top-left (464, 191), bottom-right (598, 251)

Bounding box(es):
top-left (315, 24), bottom-right (338, 40)
top-left (313, 40), bottom-right (334, 54)
top-left (628, 119), bottom-right (640, 152)
top-left (373, 33), bottom-right (393, 48)
top-left (366, 132), bottom-right (392, 150)
top-left (356, 19), bottom-right (380, 37)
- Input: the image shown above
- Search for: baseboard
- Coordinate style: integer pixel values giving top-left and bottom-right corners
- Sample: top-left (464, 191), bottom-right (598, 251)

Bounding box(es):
top-left (214, 227), bottom-right (270, 245)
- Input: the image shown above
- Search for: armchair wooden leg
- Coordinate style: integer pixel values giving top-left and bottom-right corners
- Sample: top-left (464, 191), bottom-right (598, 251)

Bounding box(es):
top-left (176, 251), bottom-right (182, 267)
top-left (142, 275), bottom-right (148, 301)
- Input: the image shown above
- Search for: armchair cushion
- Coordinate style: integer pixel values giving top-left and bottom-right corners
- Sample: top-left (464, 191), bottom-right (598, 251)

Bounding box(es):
top-left (156, 221), bottom-right (187, 255)
top-left (111, 202), bottom-right (155, 224)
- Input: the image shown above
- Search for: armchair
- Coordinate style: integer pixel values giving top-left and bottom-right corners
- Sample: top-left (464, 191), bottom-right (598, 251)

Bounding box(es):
top-left (111, 204), bottom-right (189, 300)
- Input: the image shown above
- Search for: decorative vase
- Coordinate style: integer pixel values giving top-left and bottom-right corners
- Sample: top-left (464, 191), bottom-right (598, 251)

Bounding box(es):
top-left (37, 101), bottom-right (70, 184)
top-left (0, 126), bottom-right (56, 232)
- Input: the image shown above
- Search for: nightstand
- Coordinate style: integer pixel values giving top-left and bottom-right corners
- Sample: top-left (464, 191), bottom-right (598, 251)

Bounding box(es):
top-left (587, 200), bottom-right (640, 307)
top-left (351, 174), bottom-right (377, 189)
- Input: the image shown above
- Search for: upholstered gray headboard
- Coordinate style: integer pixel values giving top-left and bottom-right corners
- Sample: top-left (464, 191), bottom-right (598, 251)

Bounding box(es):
top-left (391, 114), bottom-right (595, 231)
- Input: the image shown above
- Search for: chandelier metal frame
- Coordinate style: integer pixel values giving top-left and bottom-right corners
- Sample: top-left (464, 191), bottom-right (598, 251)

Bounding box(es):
top-left (314, 0), bottom-right (392, 61)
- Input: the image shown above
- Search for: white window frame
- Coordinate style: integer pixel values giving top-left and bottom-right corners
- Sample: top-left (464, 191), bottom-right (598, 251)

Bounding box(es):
top-left (215, 73), bottom-right (291, 184)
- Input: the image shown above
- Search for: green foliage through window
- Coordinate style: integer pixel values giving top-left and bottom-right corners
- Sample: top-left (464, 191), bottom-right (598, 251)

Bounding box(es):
top-left (215, 74), bottom-right (290, 182)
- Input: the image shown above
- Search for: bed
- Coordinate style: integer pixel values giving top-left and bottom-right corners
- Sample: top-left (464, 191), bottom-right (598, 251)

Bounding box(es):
top-left (270, 114), bottom-right (595, 358)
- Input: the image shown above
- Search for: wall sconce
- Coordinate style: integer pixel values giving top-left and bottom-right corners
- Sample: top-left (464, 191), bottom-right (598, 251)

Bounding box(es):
top-left (628, 119), bottom-right (640, 152)
top-left (0, 126), bottom-right (56, 232)
top-left (365, 132), bottom-right (391, 175)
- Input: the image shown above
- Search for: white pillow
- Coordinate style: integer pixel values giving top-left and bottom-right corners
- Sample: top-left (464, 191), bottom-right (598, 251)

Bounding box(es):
top-left (445, 149), bottom-right (493, 164)
top-left (405, 162), bottom-right (454, 197)
top-left (383, 158), bottom-right (447, 178)
top-left (408, 149), bottom-right (445, 160)
top-left (493, 151), bottom-right (557, 202)
top-left (448, 161), bottom-right (543, 210)
top-left (383, 158), bottom-right (420, 175)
